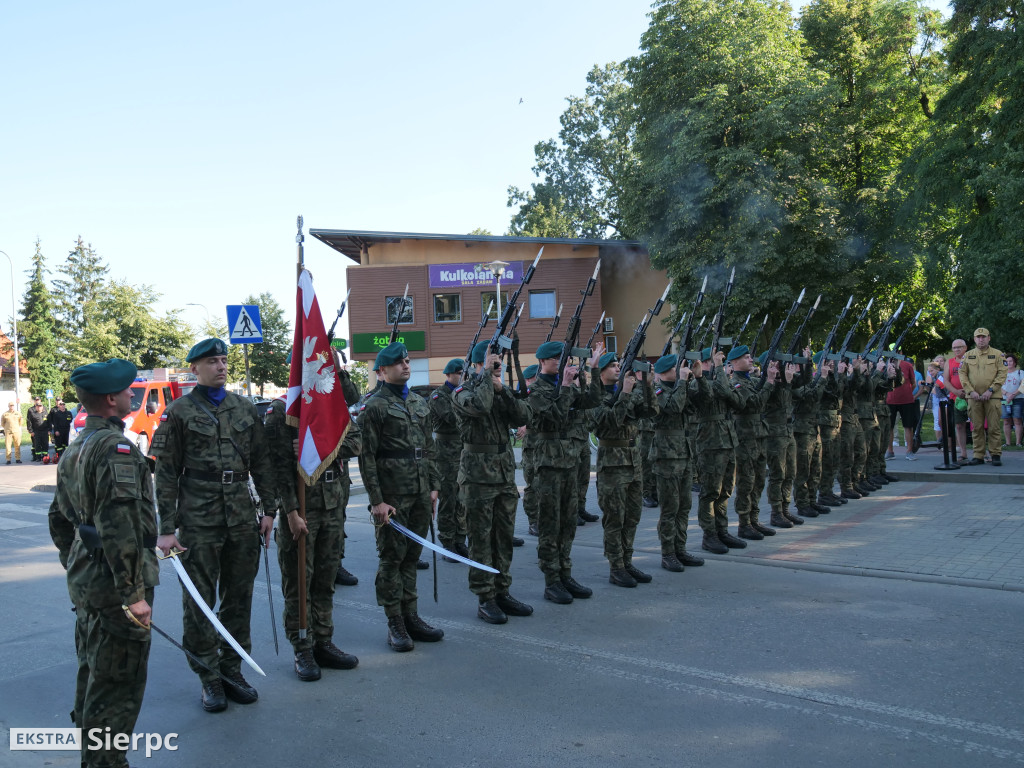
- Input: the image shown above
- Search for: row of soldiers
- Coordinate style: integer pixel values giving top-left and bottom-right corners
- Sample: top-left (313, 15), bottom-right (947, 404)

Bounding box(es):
top-left (47, 330), bottom-right (902, 768)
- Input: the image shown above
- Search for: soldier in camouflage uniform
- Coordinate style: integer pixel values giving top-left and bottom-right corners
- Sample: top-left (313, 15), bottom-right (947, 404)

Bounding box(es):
top-left (528, 341), bottom-right (603, 603)
top-left (762, 354), bottom-right (804, 528)
top-left (331, 351), bottom-right (363, 587)
top-left (265, 395), bottom-right (360, 682)
top-left (790, 351), bottom-right (827, 519)
top-left (572, 405), bottom-right (599, 525)
top-left (638, 418), bottom-right (658, 508)
top-left (49, 359), bottom-right (159, 768)
top-left (838, 361), bottom-right (866, 500)
top-left (591, 352), bottom-right (658, 587)
top-left (814, 352), bottom-right (847, 509)
top-left (866, 360), bottom-right (899, 485)
top-left (358, 342), bottom-right (443, 652)
top-left (729, 345), bottom-right (782, 540)
top-left (650, 354), bottom-right (704, 572)
top-left (430, 358), bottom-right (469, 560)
top-left (452, 342), bottom-right (533, 624)
top-left (153, 338), bottom-right (277, 712)
top-left (517, 365), bottom-right (540, 537)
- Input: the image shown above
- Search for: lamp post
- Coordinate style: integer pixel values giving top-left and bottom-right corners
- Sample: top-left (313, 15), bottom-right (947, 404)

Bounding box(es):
top-left (485, 260), bottom-right (509, 322)
top-left (0, 250), bottom-right (20, 405)
top-left (187, 302), bottom-right (212, 330)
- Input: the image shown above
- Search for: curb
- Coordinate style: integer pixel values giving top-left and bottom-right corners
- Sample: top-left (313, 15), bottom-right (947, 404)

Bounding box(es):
top-left (887, 470), bottom-right (1024, 484)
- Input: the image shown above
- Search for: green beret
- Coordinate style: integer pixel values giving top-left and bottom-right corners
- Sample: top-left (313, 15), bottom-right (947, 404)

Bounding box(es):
top-left (598, 352), bottom-right (617, 370)
top-left (70, 358), bottom-right (138, 395)
top-left (523, 364), bottom-right (539, 379)
top-left (653, 355), bottom-right (677, 374)
top-left (375, 341), bottom-right (408, 369)
top-left (186, 337), bottom-right (228, 362)
top-left (471, 341), bottom-right (489, 364)
top-left (700, 347), bottom-right (712, 362)
top-left (757, 351), bottom-right (769, 368)
top-left (726, 344), bottom-right (749, 362)
top-left (812, 350), bottom-right (824, 365)
top-left (443, 358), bottom-right (465, 375)
top-left (536, 341), bottom-right (563, 360)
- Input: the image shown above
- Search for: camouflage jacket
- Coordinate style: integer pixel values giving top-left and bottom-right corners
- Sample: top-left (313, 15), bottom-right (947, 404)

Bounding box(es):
top-left (650, 378), bottom-right (691, 466)
top-left (730, 371), bottom-right (775, 440)
top-left (357, 383), bottom-right (439, 506)
top-left (590, 377), bottom-right (658, 471)
top-left (264, 399), bottom-right (361, 513)
top-left (689, 367), bottom-right (744, 451)
top-left (49, 415), bottom-right (159, 612)
top-left (452, 372), bottom-right (531, 486)
top-left (763, 376), bottom-right (794, 437)
top-left (817, 370), bottom-right (844, 428)
top-left (840, 369), bottom-right (860, 425)
top-left (791, 366), bottom-right (823, 434)
top-left (528, 373), bottom-right (600, 470)
top-left (429, 382), bottom-right (463, 468)
top-left (152, 390), bottom-right (277, 534)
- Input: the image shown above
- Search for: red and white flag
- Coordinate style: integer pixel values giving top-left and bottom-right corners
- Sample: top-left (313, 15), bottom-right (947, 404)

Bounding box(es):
top-left (286, 269), bottom-right (350, 485)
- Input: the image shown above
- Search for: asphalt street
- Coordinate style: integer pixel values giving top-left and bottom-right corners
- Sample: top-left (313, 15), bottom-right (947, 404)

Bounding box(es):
top-left (1, 446), bottom-right (1022, 767)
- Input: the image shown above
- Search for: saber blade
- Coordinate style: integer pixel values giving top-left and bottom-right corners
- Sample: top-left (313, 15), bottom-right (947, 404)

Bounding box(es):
top-left (162, 551), bottom-right (267, 676)
top-left (388, 519), bottom-right (498, 573)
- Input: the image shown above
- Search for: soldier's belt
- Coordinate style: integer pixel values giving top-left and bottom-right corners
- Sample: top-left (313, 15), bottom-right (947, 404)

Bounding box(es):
top-left (434, 432), bottom-right (460, 441)
top-left (380, 448), bottom-right (425, 460)
top-left (323, 469), bottom-right (338, 483)
top-left (534, 431), bottom-right (570, 440)
top-left (77, 524), bottom-right (157, 554)
top-left (697, 414), bottom-right (727, 422)
top-left (464, 443), bottom-right (507, 454)
top-left (654, 429), bottom-right (686, 436)
top-left (599, 438), bottom-right (636, 448)
top-left (183, 468), bottom-right (250, 484)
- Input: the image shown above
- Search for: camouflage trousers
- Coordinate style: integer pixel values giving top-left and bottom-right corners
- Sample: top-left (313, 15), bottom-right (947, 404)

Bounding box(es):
top-left (695, 447), bottom-right (735, 534)
top-left (462, 483), bottom-right (518, 600)
top-left (734, 437), bottom-right (767, 515)
top-left (766, 432), bottom-right (796, 509)
top-left (793, 430), bottom-right (821, 508)
top-left (839, 419), bottom-right (863, 490)
top-left (654, 460), bottom-right (693, 555)
top-left (817, 425), bottom-right (840, 496)
top-left (436, 439), bottom-right (467, 547)
top-left (178, 521), bottom-right (260, 682)
top-left (597, 466), bottom-right (643, 569)
top-left (276, 504), bottom-right (342, 651)
top-left (863, 420), bottom-right (881, 477)
top-left (639, 430), bottom-right (656, 499)
top-left (73, 593), bottom-right (153, 768)
top-left (878, 408), bottom-right (893, 467)
top-left (373, 492), bottom-right (430, 618)
top-left (574, 438), bottom-right (592, 514)
top-left (521, 448), bottom-right (538, 527)
top-left (535, 465), bottom-right (580, 584)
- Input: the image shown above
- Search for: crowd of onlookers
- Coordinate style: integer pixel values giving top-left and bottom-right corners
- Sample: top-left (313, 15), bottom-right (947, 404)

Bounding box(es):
top-left (892, 329), bottom-right (1022, 464)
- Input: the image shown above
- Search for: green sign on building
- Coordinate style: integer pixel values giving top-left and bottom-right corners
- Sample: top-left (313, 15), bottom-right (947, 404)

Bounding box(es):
top-left (351, 331), bottom-right (427, 354)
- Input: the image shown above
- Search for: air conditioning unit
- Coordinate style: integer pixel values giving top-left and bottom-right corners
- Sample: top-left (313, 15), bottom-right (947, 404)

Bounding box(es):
top-left (603, 317), bottom-right (614, 333)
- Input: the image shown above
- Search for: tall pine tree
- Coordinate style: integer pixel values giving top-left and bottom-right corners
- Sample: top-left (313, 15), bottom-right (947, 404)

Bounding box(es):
top-left (19, 241), bottom-right (63, 399)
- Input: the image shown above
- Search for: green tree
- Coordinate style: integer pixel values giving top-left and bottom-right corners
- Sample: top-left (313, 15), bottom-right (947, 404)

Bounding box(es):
top-left (242, 293), bottom-right (290, 396)
top-left (623, 0), bottom-right (843, 329)
top-left (908, 0), bottom-right (1023, 348)
top-left (508, 63), bottom-right (635, 239)
top-left (18, 240), bottom-right (63, 398)
top-left (346, 360), bottom-right (368, 395)
top-left (52, 236), bottom-right (110, 382)
top-left (467, 227), bottom-right (493, 236)
top-left (800, 0), bottom-right (947, 350)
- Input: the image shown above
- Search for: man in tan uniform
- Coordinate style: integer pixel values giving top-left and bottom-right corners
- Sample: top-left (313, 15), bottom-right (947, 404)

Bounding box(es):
top-left (959, 327), bottom-right (1006, 466)
top-left (2, 402), bottom-right (23, 464)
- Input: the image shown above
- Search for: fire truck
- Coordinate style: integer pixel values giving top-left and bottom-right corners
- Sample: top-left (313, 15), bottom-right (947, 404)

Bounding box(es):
top-left (70, 369), bottom-right (198, 453)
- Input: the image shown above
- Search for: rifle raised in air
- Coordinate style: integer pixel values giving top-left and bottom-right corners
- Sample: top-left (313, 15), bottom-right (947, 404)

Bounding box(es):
top-left (554, 260), bottom-right (602, 382)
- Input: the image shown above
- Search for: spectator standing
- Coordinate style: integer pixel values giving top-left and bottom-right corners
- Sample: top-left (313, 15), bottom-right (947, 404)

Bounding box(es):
top-left (1001, 353), bottom-right (1023, 449)
top-left (886, 358), bottom-right (919, 460)
top-left (26, 396), bottom-right (49, 461)
top-left (944, 340), bottom-right (970, 460)
top-left (959, 327), bottom-right (1006, 465)
top-left (2, 402), bottom-right (23, 464)
top-left (924, 358), bottom-right (947, 445)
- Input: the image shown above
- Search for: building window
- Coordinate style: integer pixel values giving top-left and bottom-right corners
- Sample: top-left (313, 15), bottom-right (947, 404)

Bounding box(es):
top-left (433, 293), bottom-right (461, 323)
top-left (481, 290), bottom-right (511, 320)
top-left (604, 335), bottom-right (617, 354)
top-left (528, 290), bottom-right (556, 319)
top-left (386, 295), bottom-right (414, 325)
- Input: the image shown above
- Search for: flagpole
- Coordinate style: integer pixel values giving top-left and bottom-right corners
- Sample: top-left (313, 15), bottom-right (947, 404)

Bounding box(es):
top-left (295, 215), bottom-right (308, 641)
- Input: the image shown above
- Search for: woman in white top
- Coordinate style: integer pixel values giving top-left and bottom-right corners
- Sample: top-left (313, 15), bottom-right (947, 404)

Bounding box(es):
top-left (925, 356), bottom-right (947, 444)
top-left (1001, 353), bottom-right (1023, 448)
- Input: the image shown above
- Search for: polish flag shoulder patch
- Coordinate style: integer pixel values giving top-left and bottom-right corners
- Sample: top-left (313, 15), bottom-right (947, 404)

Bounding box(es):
top-left (116, 444), bottom-right (132, 454)
top-left (160, 413), bottom-right (169, 422)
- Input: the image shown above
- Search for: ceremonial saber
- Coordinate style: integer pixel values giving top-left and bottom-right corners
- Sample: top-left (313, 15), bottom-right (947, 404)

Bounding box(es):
top-left (159, 550), bottom-right (267, 677)
top-left (123, 606), bottom-right (236, 685)
top-left (388, 519), bottom-right (498, 573)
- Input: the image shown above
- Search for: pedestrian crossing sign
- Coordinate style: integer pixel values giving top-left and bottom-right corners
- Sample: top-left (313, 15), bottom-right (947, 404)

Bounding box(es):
top-left (226, 305), bottom-right (263, 344)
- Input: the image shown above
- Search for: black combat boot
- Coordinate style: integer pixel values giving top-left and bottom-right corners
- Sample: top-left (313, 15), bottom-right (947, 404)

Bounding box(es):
top-left (201, 679), bottom-right (227, 712)
top-left (403, 613), bottom-right (444, 642)
top-left (661, 554), bottom-right (684, 572)
top-left (477, 599), bottom-right (508, 625)
top-left (717, 530), bottom-right (748, 549)
top-left (387, 616), bottom-right (414, 652)
top-left (625, 563), bottom-right (653, 583)
top-left (335, 564), bottom-right (358, 586)
top-left (701, 531), bottom-right (728, 555)
top-left (221, 670), bottom-right (258, 704)
top-left (797, 505), bottom-right (819, 518)
top-left (579, 508), bottom-right (599, 522)
top-left (496, 592), bottom-right (534, 616)
top-left (313, 640), bottom-right (359, 670)
top-left (609, 568), bottom-right (638, 588)
top-left (677, 550), bottom-right (705, 566)
top-left (817, 493), bottom-right (841, 508)
top-left (782, 509), bottom-right (804, 525)
top-left (294, 648), bottom-right (322, 682)
top-left (738, 514), bottom-right (764, 540)
top-left (770, 509), bottom-right (794, 528)
top-left (750, 510), bottom-right (776, 536)
top-left (840, 487), bottom-right (862, 500)
top-left (561, 576), bottom-right (592, 599)
top-left (544, 581), bottom-right (574, 604)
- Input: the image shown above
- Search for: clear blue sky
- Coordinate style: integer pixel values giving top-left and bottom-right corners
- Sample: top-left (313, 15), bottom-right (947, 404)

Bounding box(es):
top-left (0, 0), bottom-right (655, 338)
